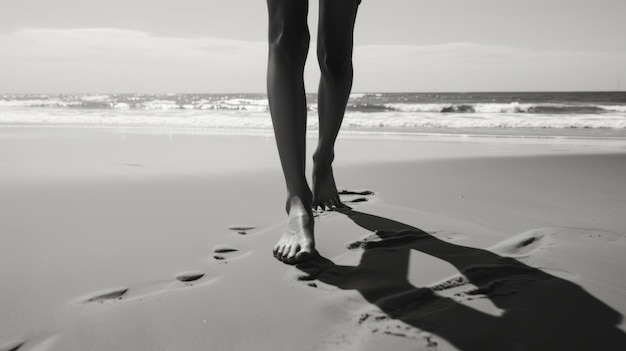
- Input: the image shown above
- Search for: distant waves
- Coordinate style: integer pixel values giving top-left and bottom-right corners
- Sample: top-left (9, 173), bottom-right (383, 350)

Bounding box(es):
top-left (1, 92), bottom-right (625, 135)
top-left (2, 93), bottom-right (625, 114)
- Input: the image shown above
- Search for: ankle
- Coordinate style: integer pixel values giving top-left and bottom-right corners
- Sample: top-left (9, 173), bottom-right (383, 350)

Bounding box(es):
top-left (313, 152), bottom-right (334, 172)
top-left (286, 192), bottom-right (312, 214)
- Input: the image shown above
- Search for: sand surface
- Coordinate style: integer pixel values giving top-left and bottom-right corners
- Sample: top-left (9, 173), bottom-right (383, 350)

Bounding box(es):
top-left (1, 127), bottom-right (626, 351)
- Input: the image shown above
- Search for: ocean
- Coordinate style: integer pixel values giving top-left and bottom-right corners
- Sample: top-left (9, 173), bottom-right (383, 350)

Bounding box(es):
top-left (1, 92), bottom-right (625, 138)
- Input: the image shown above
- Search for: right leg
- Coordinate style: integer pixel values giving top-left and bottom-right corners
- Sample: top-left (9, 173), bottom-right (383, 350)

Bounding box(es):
top-left (267, 0), bottom-right (315, 264)
top-left (312, 0), bottom-right (359, 211)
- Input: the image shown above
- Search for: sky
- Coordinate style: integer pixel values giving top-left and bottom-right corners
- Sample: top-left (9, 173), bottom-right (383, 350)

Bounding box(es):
top-left (1, 0), bottom-right (625, 93)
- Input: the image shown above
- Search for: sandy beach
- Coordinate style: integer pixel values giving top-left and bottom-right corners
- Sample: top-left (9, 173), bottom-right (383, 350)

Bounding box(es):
top-left (1, 126), bottom-right (626, 351)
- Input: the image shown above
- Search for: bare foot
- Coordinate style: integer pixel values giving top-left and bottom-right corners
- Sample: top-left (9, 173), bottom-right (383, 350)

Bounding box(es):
top-left (312, 164), bottom-right (345, 211)
top-left (273, 199), bottom-right (315, 264)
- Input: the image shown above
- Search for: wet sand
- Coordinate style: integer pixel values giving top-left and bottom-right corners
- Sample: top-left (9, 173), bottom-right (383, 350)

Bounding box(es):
top-left (1, 127), bottom-right (625, 351)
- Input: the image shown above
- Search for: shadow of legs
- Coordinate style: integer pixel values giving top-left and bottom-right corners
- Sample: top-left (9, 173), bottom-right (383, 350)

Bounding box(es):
top-left (297, 209), bottom-right (626, 351)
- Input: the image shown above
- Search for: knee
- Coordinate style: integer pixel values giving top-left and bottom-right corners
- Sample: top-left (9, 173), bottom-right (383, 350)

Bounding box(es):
top-left (268, 18), bottom-right (310, 65)
top-left (317, 44), bottom-right (353, 81)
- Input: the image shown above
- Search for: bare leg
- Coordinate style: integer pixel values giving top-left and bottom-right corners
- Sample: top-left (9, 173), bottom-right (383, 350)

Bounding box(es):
top-left (267, 0), bottom-right (314, 264)
top-left (313, 0), bottom-right (359, 210)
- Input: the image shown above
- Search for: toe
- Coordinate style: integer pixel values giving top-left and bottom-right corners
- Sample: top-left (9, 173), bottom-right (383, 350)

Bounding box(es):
top-left (276, 244), bottom-right (287, 260)
top-left (280, 245), bottom-right (291, 262)
top-left (286, 245), bottom-right (300, 265)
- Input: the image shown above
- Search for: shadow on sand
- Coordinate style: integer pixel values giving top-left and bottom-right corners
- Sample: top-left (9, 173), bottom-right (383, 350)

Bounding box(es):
top-left (297, 209), bottom-right (626, 351)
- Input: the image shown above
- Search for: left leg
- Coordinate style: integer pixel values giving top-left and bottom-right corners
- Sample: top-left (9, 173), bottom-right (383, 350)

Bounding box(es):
top-left (266, 0), bottom-right (314, 264)
top-left (313, 0), bottom-right (359, 210)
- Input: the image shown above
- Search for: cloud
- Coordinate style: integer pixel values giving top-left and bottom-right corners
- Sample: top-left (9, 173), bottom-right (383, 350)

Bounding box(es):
top-left (353, 43), bottom-right (626, 91)
top-left (0, 28), bottom-right (268, 93)
top-left (1, 29), bottom-right (625, 93)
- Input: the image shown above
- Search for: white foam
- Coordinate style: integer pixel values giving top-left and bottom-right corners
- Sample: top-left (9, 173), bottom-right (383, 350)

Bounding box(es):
top-left (0, 99), bottom-right (80, 108)
top-left (349, 93), bottom-right (366, 99)
top-left (384, 103), bottom-right (445, 113)
top-left (385, 102), bottom-right (536, 113)
top-left (196, 98), bottom-right (269, 112)
top-left (1, 108), bottom-right (624, 131)
top-left (473, 102), bottom-right (532, 113)
top-left (113, 103), bottom-right (130, 109)
top-left (141, 100), bottom-right (179, 110)
top-left (602, 105), bottom-right (626, 112)
top-left (342, 112), bottom-right (626, 129)
top-left (80, 95), bottom-right (112, 102)
top-left (0, 108), bottom-right (276, 129)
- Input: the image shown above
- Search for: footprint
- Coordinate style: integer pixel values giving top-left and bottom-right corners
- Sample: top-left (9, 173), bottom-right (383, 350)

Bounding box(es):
top-left (347, 230), bottom-right (429, 251)
top-left (84, 288), bottom-right (129, 303)
top-left (228, 225), bottom-right (256, 235)
top-left (213, 245), bottom-right (239, 254)
top-left (176, 272), bottom-right (205, 282)
top-left (339, 189), bottom-right (376, 207)
top-left (339, 190), bottom-right (374, 196)
top-left (490, 229), bottom-right (551, 257)
top-left (212, 245), bottom-right (243, 262)
top-left (430, 275), bottom-right (471, 292)
top-left (310, 189), bottom-right (376, 220)
top-left (80, 271), bottom-right (213, 307)
top-left (346, 197), bottom-right (368, 204)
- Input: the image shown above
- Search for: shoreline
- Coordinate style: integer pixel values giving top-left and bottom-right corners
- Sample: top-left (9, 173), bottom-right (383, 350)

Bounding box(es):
top-left (3, 122), bottom-right (626, 140)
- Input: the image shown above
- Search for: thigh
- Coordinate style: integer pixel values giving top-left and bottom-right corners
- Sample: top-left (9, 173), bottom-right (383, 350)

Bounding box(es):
top-left (267, 0), bottom-right (310, 47)
top-left (317, 0), bottom-right (359, 51)
top-left (267, 0), bottom-right (309, 28)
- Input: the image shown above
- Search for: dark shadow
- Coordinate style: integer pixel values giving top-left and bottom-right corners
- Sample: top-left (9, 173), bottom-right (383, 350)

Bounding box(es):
top-left (297, 209), bottom-right (626, 350)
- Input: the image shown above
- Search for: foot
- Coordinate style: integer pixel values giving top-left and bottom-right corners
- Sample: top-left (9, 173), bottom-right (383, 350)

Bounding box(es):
top-left (312, 164), bottom-right (344, 211)
top-left (273, 199), bottom-right (315, 264)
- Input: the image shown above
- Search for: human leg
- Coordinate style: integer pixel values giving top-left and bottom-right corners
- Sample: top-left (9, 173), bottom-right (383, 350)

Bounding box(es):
top-left (313, 0), bottom-right (359, 210)
top-left (266, 0), bottom-right (315, 263)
